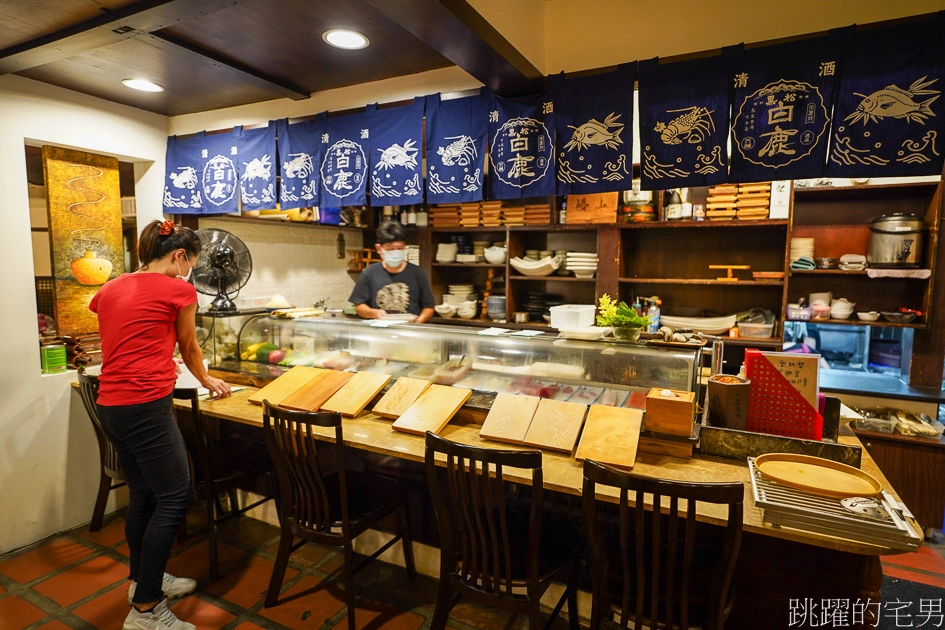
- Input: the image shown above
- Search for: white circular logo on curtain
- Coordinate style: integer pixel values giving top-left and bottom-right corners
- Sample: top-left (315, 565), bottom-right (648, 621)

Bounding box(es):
top-left (201, 155), bottom-right (237, 206)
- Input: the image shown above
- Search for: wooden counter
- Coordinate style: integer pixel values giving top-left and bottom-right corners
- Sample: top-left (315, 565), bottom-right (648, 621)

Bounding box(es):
top-left (198, 386), bottom-right (918, 557)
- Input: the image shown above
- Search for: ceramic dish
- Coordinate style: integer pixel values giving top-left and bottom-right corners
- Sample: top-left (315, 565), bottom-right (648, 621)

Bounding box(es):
top-left (659, 314), bottom-right (737, 335)
top-left (434, 304), bottom-right (456, 318)
top-left (881, 312), bottom-right (917, 323)
top-left (857, 311), bottom-right (880, 321)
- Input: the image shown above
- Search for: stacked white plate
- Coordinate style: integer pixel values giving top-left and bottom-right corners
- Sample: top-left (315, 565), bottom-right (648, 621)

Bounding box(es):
top-left (405, 245), bottom-right (420, 266)
top-left (436, 242), bottom-right (458, 263)
top-left (809, 292), bottom-right (832, 306)
top-left (660, 314), bottom-right (737, 335)
top-left (790, 238), bottom-right (815, 262)
top-left (566, 252), bottom-right (598, 278)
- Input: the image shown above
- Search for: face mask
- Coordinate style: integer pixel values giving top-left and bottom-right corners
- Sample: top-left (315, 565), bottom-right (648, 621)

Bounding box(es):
top-left (382, 249), bottom-right (406, 267)
top-left (176, 259), bottom-right (193, 282)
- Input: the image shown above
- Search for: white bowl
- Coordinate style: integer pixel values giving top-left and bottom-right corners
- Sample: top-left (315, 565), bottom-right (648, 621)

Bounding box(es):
top-left (434, 304), bottom-right (456, 318)
top-left (857, 311), bottom-right (880, 321)
top-left (659, 314), bottom-right (737, 335)
top-left (510, 256), bottom-right (562, 277)
top-left (831, 310), bottom-right (853, 320)
top-left (484, 247), bottom-right (507, 264)
top-left (572, 270), bottom-right (596, 278)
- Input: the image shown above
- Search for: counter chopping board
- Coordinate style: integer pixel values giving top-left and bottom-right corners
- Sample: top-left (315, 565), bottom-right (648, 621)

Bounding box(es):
top-left (247, 366), bottom-right (324, 406)
top-left (321, 371), bottom-right (392, 417)
top-left (279, 369), bottom-right (354, 412)
top-left (392, 385), bottom-right (471, 436)
top-left (523, 399), bottom-right (587, 453)
top-left (372, 377), bottom-right (431, 419)
top-left (479, 393), bottom-right (540, 444)
top-left (575, 405), bottom-right (643, 468)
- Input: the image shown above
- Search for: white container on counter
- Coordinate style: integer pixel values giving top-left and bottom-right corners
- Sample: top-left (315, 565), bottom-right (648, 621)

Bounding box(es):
top-left (550, 304), bottom-right (596, 330)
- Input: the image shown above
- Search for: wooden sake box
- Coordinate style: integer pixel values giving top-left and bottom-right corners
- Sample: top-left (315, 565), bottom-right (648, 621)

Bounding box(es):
top-left (645, 388), bottom-right (696, 436)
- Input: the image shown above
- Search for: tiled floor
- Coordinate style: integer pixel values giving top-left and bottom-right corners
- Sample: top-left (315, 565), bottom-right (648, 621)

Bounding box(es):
top-left (0, 508), bottom-right (563, 630)
top-left (1, 507), bottom-right (944, 630)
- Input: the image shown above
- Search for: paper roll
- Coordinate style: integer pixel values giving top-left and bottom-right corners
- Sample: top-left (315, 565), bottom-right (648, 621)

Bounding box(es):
top-left (300, 208), bottom-right (315, 222)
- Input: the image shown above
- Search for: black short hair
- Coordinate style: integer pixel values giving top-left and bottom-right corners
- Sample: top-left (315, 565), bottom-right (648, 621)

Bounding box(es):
top-left (376, 220), bottom-right (406, 245)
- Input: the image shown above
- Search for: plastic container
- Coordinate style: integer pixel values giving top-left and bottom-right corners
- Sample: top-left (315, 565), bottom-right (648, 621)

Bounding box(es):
top-left (855, 416), bottom-right (897, 433)
top-left (737, 322), bottom-right (775, 338)
top-left (787, 304), bottom-right (812, 320)
top-left (550, 304), bottom-right (596, 330)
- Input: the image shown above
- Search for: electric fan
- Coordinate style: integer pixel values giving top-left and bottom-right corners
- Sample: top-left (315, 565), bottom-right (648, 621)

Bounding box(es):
top-left (192, 228), bottom-right (252, 312)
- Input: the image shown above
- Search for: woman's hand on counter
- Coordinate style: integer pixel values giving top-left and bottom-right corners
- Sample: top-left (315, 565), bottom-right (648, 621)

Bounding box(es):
top-left (202, 376), bottom-right (232, 399)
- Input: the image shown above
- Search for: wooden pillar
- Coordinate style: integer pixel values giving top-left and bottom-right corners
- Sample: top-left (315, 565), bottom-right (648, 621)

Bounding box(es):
top-left (908, 178), bottom-right (945, 388)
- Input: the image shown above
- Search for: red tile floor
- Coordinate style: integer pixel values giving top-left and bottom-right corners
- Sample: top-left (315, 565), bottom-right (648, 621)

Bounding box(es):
top-left (1, 506), bottom-right (943, 629)
top-left (0, 508), bottom-right (567, 630)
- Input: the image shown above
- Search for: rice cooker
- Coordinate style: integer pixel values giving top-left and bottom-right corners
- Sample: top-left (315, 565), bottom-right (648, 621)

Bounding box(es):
top-left (868, 214), bottom-right (924, 268)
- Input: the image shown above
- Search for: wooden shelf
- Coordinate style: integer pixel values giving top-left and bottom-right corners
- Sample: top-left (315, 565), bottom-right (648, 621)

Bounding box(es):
top-left (508, 224), bottom-right (597, 232)
top-left (430, 226), bottom-right (508, 232)
top-left (618, 278), bottom-right (784, 286)
top-left (428, 317), bottom-right (552, 332)
top-left (789, 269), bottom-right (931, 278)
top-left (719, 336), bottom-right (784, 347)
top-left (432, 263), bottom-right (505, 268)
top-left (619, 219), bottom-right (789, 229)
top-left (510, 275), bottom-right (596, 284)
top-left (789, 318), bottom-right (926, 329)
top-left (203, 215), bottom-right (367, 231)
top-left (794, 181), bottom-right (939, 195)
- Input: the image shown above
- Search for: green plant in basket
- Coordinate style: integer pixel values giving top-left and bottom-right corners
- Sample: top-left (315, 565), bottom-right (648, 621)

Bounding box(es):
top-left (596, 294), bottom-right (651, 330)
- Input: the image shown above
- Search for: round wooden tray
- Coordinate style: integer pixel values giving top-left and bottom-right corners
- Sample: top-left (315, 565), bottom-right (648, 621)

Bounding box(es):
top-left (755, 453), bottom-right (883, 498)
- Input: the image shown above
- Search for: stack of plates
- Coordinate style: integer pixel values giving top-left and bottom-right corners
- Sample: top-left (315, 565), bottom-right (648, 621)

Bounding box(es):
top-left (566, 252), bottom-right (598, 278)
top-left (487, 295), bottom-right (507, 322)
top-left (473, 240), bottom-right (490, 259)
top-left (809, 292), bottom-right (832, 306)
top-left (525, 249), bottom-right (540, 261)
top-left (523, 292), bottom-right (564, 322)
top-left (444, 284), bottom-right (476, 306)
top-left (790, 238), bottom-right (815, 262)
top-left (554, 250), bottom-right (570, 276)
top-left (436, 242), bottom-right (458, 263)
top-left (405, 245), bottom-right (420, 266)
top-left (830, 298), bottom-right (855, 320)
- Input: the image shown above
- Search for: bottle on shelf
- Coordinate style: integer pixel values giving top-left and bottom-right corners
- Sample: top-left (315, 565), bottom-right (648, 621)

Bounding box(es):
top-left (664, 190), bottom-right (683, 221)
top-left (407, 207), bottom-right (417, 226)
top-left (646, 297), bottom-right (662, 333)
top-left (632, 297), bottom-right (643, 317)
top-left (400, 207), bottom-right (408, 225)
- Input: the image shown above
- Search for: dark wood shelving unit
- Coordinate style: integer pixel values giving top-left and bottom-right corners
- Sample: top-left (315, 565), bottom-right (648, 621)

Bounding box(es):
top-left (618, 278), bottom-right (784, 287)
top-left (432, 262), bottom-right (505, 268)
top-left (510, 275), bottom-right (597, 283)
top-left (789, 268), bottom-right (931, 277)
top-left (205, 214), bottom-right (368, 231)
top-left (786, 318), bottom-right (926, 329)
top-left (619, 219), bottom-right (789, 229)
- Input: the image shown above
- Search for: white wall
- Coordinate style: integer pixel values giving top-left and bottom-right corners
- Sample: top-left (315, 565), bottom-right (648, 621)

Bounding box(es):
top-left (197, 218), bottom-right (362, 310)
top-left (0, 74), bottom-right (168, 553)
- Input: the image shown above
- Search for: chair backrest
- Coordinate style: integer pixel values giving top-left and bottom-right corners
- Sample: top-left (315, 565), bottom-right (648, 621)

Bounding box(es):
top-left (582, 460), bottom-right (744, 630)
top-left (77, 372), bottom-right (122, 476)
top-left (425, 431), bottom-right (543, 596)
top-left (171, 388), bottom-right (215, 491)
top-left (262, 401), bottom-right (346, 534)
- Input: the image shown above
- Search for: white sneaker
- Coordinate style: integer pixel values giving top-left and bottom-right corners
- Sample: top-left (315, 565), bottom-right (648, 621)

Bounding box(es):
top-left (127, 573), bottom-right (197, 604)
top-left (122, 599), bottom-right (195, 630)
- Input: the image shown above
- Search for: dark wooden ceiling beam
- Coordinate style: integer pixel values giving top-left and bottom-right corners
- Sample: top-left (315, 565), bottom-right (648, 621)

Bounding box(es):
top-left (142, 32), bottom-right (310, 100)
top-left (0, 0), bottom-right (238, 73)
top-left (363, 0), bottom-right (543, 96)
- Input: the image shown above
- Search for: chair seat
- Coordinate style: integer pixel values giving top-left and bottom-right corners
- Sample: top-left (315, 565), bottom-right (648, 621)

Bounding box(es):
top-left (202, 438), bottom-right (272, 489)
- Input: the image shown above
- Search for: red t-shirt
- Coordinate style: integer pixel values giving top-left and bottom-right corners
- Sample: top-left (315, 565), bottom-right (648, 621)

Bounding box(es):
top-left (89, 273), bottom-right (197, 406)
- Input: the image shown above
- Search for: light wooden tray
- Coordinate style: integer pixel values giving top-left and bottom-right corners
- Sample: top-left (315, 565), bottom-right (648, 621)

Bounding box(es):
top-left (755, 453), bottom-right (882, 498)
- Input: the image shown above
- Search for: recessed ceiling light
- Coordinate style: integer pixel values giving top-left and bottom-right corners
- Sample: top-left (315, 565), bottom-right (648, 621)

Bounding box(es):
top-left (121, 78), bottom-right (164, 93)
top-left (322, 29), bottom-right (369, 50)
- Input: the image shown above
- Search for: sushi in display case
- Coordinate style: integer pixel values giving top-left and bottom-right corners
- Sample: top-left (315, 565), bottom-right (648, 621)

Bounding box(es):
top-left (228, 315), bottom-right (702, 406)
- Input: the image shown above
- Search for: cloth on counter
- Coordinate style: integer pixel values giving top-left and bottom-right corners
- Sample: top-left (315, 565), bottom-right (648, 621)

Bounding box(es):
top-left (867, 268), bottom-right (931, 279)
top-left (790, 256), bottom-right (816, 270)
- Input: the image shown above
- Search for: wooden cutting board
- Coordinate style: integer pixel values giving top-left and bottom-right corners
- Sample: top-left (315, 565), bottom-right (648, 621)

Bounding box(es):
top-left (575, 405), bottom-right (643, 469)
top-left (248, 366), bottom-right (325, 406)
top-left (479, 393), bottom-right (541, 444)
top-left (372, 377), bottom-right (432, 419)
top-left (279, 370), bottom-right (355, 412)
top-left (523, 399), bottom-right (588, 453)
top-left (392, 385), bottom-right (471, 436)
top-left (321, 371), bottom-right (392, 417)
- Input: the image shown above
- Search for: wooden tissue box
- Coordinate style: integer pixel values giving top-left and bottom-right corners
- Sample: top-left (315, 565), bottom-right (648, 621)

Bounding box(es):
top-left (645, 388), bottom-right (696, 436)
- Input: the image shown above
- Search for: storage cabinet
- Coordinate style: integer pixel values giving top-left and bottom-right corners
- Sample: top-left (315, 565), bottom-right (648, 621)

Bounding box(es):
top-left (852, 427), bottom-right (945, 532)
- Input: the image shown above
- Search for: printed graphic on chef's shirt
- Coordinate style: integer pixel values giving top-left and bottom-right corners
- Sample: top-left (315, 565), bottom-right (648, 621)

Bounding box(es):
top-left (371, 139), bottom-right (421, 199)
top-left (376, 282), bottom-right (410, 314)
top-left (321, 138), bottom-right (367, 199)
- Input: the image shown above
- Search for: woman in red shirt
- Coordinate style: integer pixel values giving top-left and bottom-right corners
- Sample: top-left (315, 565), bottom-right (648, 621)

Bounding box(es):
top-left (90, 219), bottom-right (230, 630)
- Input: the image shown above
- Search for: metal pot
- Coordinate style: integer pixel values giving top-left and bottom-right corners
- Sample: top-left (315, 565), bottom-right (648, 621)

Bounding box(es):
top-left (868, 214), bottom-right (924, 267)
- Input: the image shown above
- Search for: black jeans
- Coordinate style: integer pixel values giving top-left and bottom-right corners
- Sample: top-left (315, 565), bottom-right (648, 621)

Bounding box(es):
top-left (98, 394), bottom-right (193, 604)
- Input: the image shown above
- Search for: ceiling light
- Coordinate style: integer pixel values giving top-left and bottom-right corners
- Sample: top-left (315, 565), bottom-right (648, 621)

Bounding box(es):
top-left (121, 79), bottom-right (164, 93)
top-left (322, 29), bottom-right (369, 50)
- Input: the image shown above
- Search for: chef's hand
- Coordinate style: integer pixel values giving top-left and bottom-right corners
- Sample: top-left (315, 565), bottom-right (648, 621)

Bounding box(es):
top-left (373, 308), bottom-right (388, 319)
top-left (202, 376), bottom-right (232, 399)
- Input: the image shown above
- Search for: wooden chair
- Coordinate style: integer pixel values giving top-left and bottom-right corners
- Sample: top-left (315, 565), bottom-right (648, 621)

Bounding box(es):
top-left (582, 460), bottom-right (744, 630)
top-left (77, 372), bottom-right (126, 532)
top-left (425, 431), bottom-right (583, 630)
top-left (262, 401), bottom-right (416, 630)
top-left (172, 388), bottom-right (276, 581)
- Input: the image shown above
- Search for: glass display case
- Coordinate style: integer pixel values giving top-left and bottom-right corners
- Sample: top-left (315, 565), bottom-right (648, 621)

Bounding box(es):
top-left (195, 309), bottom-right (269, 367)
top-left (230, 316), bottom-right (702, 402)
